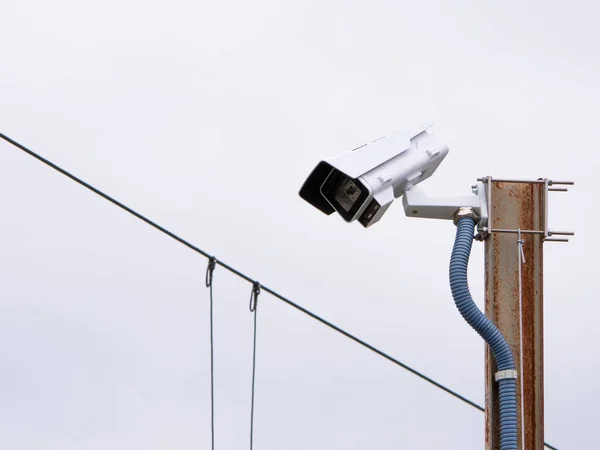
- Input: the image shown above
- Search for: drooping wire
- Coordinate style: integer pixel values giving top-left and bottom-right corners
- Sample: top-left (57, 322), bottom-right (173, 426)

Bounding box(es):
top-left (249, 282), bottom-right (260, 450)
top-left (0, 133), bottom-right (560, 450)
top-left (205, 257), bottom-right (217, 450)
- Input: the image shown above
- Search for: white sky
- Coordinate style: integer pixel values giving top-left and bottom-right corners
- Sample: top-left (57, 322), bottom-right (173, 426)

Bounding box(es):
top-left (1, 1), bottom-right (598, 449)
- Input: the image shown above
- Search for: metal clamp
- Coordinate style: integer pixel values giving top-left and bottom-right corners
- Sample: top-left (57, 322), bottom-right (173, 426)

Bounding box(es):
top-left (477, 177), bottom-right (575, 243)
top-left (495, 369), bottom-right (518, 381)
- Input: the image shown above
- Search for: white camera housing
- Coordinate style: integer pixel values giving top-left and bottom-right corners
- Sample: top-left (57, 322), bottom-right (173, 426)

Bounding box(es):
top-left (299, 121), bottom-right (451, 227)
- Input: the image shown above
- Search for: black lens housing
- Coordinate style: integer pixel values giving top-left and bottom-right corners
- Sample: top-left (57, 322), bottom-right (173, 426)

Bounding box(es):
top-left (320, 169), bottom-right (369, 222)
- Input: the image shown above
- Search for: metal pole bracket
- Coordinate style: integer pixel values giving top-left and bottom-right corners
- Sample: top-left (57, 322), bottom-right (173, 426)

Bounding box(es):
top-left (476, 177), bottom-right (575, 243)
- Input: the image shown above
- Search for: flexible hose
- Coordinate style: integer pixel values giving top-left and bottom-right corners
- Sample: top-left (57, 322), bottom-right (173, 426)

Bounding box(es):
top-left (450, 217), bottom-right (518, 450)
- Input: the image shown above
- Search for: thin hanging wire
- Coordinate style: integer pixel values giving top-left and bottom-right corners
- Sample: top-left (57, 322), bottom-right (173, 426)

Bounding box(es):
top-left (517, 230), bottom-right (526, 450)
top-left (206, 257), bottom-right (217, 450)
top-left (249, 282), bottom-right (260, 450)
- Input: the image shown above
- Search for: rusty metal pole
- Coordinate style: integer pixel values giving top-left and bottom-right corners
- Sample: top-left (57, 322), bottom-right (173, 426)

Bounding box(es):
top-left (484, 180), bottom-right (545, 450)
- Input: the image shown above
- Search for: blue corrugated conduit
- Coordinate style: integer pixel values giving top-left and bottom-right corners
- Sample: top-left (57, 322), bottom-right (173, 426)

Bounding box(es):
top-left (450, 215), bottom-right (518, 450)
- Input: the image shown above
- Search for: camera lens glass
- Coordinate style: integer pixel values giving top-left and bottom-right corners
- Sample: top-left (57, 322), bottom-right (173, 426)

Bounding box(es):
top-left (334, 178), bottom-right (362, 212)
top-left (320, 169), bottom-right (370, 222)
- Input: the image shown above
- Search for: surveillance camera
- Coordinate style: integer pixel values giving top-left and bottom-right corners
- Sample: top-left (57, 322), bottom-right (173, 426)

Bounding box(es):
top-left (299, 121), bottom-right (449, 227)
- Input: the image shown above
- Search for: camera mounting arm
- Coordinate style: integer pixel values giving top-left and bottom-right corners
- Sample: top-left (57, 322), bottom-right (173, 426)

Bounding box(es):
top-left (402, 181), bottom-right (489, 230)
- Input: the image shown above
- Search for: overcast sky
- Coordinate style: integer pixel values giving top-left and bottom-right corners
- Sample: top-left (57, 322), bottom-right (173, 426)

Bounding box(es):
top-left (1, 1), bottom-right (598, 449)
